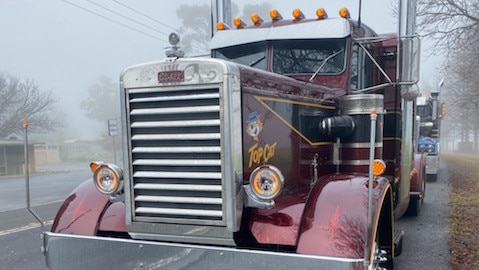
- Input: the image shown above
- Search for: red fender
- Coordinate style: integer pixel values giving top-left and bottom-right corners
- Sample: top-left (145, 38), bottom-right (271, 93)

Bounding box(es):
top-left (98, 201), bottom-right (127, 232)
top-left (248, 189), bottom-right (309, 246)
top-left (410, 153), bottom-right (426, 194)
top-left (296, 174), bottom-right (392, 259)
top-left (51, 180), bottom-right (111, 235)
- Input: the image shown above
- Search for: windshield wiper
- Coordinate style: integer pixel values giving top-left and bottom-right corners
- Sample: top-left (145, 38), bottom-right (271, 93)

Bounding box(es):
top-left (248, 55), bottom-right (266, 67)
top-left (309, 49), bottom-right (345, 82)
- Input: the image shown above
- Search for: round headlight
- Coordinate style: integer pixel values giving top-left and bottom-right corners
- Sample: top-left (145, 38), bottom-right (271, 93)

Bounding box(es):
top-left (249, 165), bottom-right (284, 200)
top-left (91, 162), bottom-right (124, 195)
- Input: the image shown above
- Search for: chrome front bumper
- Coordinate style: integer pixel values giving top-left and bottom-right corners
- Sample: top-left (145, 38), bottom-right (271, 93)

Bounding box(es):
top-left (43, 232), bottom-right (364, 270)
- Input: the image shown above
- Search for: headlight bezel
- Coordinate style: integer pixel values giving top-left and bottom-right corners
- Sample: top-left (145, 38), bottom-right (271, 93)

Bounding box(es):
top-left (248, 165), bottom-right (284, 201)
top-left (90, 161), bottom-right (124, 195)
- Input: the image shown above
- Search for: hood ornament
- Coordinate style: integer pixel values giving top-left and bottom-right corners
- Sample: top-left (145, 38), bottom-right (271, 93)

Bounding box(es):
top-left (165, 32), bottom-right (185, 58)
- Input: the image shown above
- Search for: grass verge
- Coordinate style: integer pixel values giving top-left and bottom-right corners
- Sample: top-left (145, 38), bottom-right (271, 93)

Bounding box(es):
top-left (442, 153), bottom-right (479, 269)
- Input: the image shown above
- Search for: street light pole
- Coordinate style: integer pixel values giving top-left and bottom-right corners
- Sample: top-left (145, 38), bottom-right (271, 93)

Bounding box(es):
top-left (23, 120), bottom-right (44, 231)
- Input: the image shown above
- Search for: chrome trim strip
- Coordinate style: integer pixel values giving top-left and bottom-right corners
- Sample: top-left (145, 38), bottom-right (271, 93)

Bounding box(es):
top-left (133, 159), bottom-right (221, 166)
top-left (133, 171), bottom-right (221, 179)
top-left (132, 146), bottom-right (221, 153)
top-left (341, 142), bottom-right (383, 148)
top-left (134, 183), bottom-right (222, 191)
top-left (130, 105), bottom-right (220, 115)
top-left (131, 119), bottom-right (220, 128)
top-left (130, 93), bottom-right (220, 103)
top-left (131, 133), bottom-right (221, 140)
top-left (136, 207), bottom-right (223, 217)
top-left (339, 160), bottom-right (371, 166)
top-left (135, 195), bottom-right (222, 204)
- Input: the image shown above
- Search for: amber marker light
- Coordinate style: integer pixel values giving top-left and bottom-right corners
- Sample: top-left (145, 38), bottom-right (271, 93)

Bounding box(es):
top-left (90, 161), bottom-right (124, 195)
top-left (316, 8), bottom-right (328, 20)
top-left (269, 9), bottom-right (283, 21)
top-left (292, 8), bottom-right (305, 20)
top-left (249, 165), bottom-right (284, 200)
top-left (233, 17), bottom-right (246, 29)
top-left (372, 159), bottom-right (386, 176)
top-left (251, 13), bottom-right (264, 25)
top-left (216, 22), bottom-right (230, 31)
top-left (339, 7), bottom-right (351, 19)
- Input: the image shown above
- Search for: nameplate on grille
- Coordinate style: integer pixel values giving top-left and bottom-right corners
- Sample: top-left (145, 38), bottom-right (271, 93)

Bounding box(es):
top-left (158, 70), bottom-right (184, 83)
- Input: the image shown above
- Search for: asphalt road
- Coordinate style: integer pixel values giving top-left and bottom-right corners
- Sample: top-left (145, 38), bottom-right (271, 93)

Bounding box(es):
top-left (0, 163), bottom-right (91, 270)
top-left (0, 162), bottom-right (451, 270)
top-left (395, 162), bottom-right (451, 269)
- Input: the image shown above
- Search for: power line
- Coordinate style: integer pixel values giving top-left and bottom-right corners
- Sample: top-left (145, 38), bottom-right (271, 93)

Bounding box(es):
top-left (110, 0), bottom-right (177, 32)
top-left (84, 0), bottom-right (171, 37)
top-left (59, 0), bottom-right (168, 43)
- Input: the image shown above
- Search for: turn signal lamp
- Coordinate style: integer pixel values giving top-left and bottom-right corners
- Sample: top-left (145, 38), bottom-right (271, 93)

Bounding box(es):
top-left (269, 9), bottom-right (283, 22)
top-left (251, 13), bottom-right (264, 25)
top-left (249, 165), bottom-right (284, 200)
top-left (339, 7), bottom-right (351, 19)
top-left (90, 161), bottom-right (124, 195)
top-left (233, 17), bottom-right (246, 29)
top-left (292, 8), bottom-right (305, 20)
top-left (372, 159), bottom-right (386, 176)
top-left (216, 22), bottom-right (230, 31)
top-left (316, 8), bottom-right (328, 20)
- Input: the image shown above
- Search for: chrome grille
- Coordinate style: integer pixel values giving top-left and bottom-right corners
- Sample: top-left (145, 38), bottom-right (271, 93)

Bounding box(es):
top-left (127, 86), bottom-right (224, 225)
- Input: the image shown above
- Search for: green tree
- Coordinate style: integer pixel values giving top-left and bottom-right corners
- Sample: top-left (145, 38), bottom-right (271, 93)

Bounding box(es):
top-left (0, 72), bottom-right (60, 137)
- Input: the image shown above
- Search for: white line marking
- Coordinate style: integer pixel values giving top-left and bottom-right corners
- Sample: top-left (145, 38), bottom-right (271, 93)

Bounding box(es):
top-left (0, 220), bottom-right (54, 237)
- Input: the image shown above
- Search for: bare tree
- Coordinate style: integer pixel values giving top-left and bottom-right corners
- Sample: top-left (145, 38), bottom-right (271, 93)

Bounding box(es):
top-left (0, 72), bottom-right (60, 137)
top-left (417, 0), bottom-right (479, 55)
top-left (176, 4), bottom-right (214, 55)
top-left (417, 0), bottom-right (479, 152)
top-left (176, 3), bottom-right (272, 56)
top-left (80, 76), bottom-right (122, 160)
top-left (442, 40), bottom-right (479, 152)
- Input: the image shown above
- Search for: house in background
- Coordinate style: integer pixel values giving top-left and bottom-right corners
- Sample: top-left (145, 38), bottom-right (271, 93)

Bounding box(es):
top-left (0, 138), bottom-right (35, 176)
top-left (34, 143), bottom-right (61, 165)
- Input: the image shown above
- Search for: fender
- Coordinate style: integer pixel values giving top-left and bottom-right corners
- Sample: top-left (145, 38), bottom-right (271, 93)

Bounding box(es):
top-left (51, 180), bottom-right (111, 235)
top-left (98, 201), bottom-right (127, 232)
top-left (410, 153), bottom-right (426, 194)
top-left (296, 174), bottom-right (392, 259)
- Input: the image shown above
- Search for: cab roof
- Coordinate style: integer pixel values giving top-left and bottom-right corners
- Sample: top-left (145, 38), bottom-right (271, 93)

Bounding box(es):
top-left (210, 18), bottom-right (352, 50)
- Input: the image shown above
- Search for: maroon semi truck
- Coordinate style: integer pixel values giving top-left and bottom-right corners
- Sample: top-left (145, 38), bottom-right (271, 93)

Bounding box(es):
top-left (41, 6), bottom-right (424, 270)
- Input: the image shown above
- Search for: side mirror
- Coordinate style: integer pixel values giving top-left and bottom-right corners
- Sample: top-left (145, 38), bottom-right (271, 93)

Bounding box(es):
top-left (399, 36), bottom-right (421, 100)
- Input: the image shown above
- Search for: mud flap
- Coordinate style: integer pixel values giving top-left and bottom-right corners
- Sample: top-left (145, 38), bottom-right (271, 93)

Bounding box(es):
top-left (394, 229), bottom-right (404, 257)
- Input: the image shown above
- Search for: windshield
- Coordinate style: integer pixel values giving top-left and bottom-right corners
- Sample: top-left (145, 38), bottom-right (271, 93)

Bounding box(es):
top-left (417, 105), bottom-right (432, 120)
top-left (214, 42), bottom-right (267, 70)
top-left (272, 39), bottom-right (346, 75)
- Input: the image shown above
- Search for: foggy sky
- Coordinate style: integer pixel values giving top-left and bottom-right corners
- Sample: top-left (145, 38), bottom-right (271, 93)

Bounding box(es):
top-left (0, 0), bottom-right (441, 142)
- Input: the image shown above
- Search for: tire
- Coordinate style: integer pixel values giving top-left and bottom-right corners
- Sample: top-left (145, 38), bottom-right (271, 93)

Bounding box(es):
top-left (405, 194), bottom-right (421, 216)
top-left (427, 174), bottom-right (437, 182)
